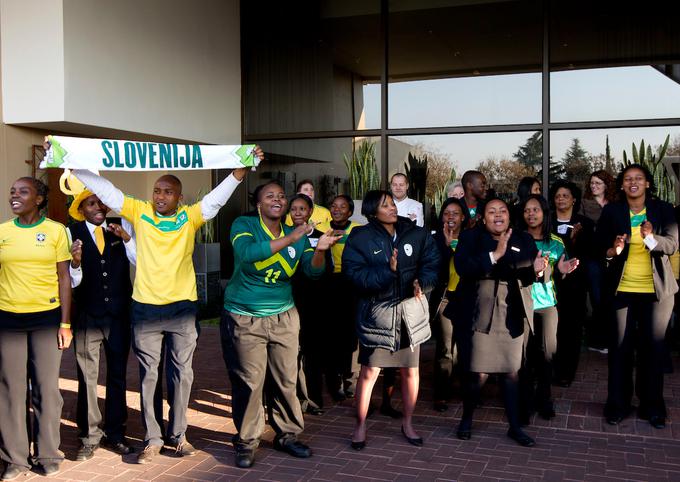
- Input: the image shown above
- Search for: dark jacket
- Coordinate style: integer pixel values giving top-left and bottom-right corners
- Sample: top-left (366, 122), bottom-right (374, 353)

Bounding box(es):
top-left (342, 216), bottom-right (441, 351)
top-left (70, 219), bottom-right (132, 321)
top-left (596, 198), bottom-right (678, 301)
top-left (450, 226), bottom-right (538, 337)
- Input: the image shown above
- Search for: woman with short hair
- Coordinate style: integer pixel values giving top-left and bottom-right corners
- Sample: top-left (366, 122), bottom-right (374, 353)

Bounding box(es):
top-left (0, 177), bottom-right (72, 480)
top-left (343, 190), bottom-right (440, 450)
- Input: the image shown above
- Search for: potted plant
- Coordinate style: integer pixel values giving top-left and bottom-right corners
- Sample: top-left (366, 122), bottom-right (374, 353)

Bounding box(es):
top-left (193, 191), bottom-right (221, 312)
top-left (344, 139), bottom-right (380, 223)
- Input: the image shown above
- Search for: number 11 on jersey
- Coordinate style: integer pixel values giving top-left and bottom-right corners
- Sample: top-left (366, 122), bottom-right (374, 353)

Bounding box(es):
top-left (264, 268), bottom-right (281, 283)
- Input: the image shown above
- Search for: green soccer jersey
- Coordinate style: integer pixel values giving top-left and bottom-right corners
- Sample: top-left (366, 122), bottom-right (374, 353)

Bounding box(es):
top-left (531, 234), bottom-right (566, 310)
top-left (224, 215), bottom-right (324, 317)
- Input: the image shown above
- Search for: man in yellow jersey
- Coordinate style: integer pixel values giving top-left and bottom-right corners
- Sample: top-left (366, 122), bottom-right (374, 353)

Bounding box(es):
top-left (70, 147), bottom-right (264, 464)
top-left (284, 179), bottom-right (331, 226)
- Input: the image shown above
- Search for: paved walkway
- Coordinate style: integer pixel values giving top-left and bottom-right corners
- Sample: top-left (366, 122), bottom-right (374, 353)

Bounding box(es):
top-left (19, 327), bottom-right (680, 481)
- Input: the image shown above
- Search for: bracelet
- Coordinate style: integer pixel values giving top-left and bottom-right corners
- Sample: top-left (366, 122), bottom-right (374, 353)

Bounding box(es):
top-left (60, 323), bottom-right (71, 329)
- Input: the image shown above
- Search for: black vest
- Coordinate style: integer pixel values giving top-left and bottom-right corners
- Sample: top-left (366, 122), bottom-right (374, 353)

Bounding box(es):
top-left (71, 219), bottom-right (132, 320)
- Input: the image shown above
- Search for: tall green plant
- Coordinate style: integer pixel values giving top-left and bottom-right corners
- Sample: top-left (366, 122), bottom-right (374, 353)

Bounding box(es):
top-left (344, 140), bottom-right (380, 199)
top-left (404, 152), bottom-right (428, 203)
top-left (622, 134), bottom-right (675, 204)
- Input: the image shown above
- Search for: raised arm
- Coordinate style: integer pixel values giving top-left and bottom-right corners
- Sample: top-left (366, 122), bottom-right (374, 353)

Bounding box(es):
top-left (200, 171), bottom-right (243, 221)
top-left (72, 169), bottom-right (124, 213)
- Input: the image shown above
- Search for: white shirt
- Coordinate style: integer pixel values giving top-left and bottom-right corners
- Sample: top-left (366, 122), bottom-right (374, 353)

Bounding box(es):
top-left (394, 197), bottom-right (424, 227)
top-left (67, 219), bottom-right (137, 288)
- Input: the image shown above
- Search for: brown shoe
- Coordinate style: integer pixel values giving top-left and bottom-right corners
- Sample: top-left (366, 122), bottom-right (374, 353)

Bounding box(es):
top-left (137, 444), bottom-right (161, 464)
top-left (173, 441), bottom-right (197, 457)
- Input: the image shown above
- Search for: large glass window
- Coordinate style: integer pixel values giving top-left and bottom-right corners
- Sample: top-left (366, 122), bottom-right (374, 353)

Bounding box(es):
top-left (549, 127), bottom-right (680, 202)
top-left (242, 1), bottom-right (381, 135)
top-left (244, 136), bottom-right (382, 204)
top-left (550, 1), bottom-right (680, 122)
top-left (389, 132), bottom-right (541, 224)
top-left (388, 0), bottom-right (542, 128)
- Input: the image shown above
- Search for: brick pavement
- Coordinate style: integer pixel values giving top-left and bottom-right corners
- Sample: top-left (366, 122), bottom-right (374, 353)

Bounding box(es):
top-left (15, 326), bottom-right (680, 481)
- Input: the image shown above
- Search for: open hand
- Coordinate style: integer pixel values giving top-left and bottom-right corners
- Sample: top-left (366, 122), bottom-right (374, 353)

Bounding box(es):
top-left (534, 250), bottom-right (548, 274)
top-left (493, 228), bottom-right (512, 261)
top-left (107, 223), bottom-right (131, 242)
top-left (570, 222), bottom-right (582, 241)
top-left (316, 229), bottom-right (342, 251)
top-left (557, 254), bottom-right (579, 274)
top-left (289, 221), bottom-right (314, 243)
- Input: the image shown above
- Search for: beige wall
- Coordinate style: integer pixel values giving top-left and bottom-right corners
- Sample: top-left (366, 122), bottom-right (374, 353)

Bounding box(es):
top-left (0, 0), bottom-right (235, 220)
top-left (2, 0), bottom-right (241, 144)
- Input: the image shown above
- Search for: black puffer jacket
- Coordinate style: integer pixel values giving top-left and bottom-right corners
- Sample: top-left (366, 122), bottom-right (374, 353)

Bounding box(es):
top-left (342, 217), bottom-right (441, 351)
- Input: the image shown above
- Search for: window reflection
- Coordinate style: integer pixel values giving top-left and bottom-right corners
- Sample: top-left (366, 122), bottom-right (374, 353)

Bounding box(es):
top-left (388, 0), bottom-right (542, 128)
top-left (242, 1), bottom-right (381, 135)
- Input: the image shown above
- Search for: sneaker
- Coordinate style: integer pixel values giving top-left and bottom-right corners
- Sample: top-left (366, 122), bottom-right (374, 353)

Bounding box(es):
top-left (137, 444), bottom-right (161, 464)
top-left (36, 463), bottom-right (60, 477)
top-left (0, 464), bottom-right (29, 481)
top-left (75, 443), bottom-right (98, 461)
top-left (173, 440), bottom-right (197, 457)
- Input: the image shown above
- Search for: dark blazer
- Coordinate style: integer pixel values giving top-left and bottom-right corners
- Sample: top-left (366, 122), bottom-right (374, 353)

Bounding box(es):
top-left (70, 218), bottom-right (132, 321)
top-left (449, 226), bottom-right (538, 337)
top-left (342, 217), bottom-right (441, 350)
top-left (596, 198), bottom-right (678, 301)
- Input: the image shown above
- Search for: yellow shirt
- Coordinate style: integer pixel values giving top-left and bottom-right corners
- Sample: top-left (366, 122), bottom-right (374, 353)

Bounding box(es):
top-left (0, 217), bottom-right (71, 313)
top-left (618, 209), bottom-right (655, 293)
top-left (317, 221), bottom-right (361, 273)
top-left (120, 196), bottom-right (204, 304)
top-left (285, 204), bottom-right (332, 227)
top-left (447, 239), bottom-right (460, 292)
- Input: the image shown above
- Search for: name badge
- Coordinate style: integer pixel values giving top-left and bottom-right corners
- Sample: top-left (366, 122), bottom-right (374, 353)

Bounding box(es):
top-left (309, 238), bottom-right (319, 248)
top-left (557, 224), bottom-right (571, 235)
top-left (511, 246), bottom-right (520, 252)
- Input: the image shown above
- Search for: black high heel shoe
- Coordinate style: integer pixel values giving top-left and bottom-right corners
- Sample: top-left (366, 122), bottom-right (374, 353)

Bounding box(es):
top-left (350, 439), bottom-right (366, 451)
top-left (401, 426), bottom-right (423, 447)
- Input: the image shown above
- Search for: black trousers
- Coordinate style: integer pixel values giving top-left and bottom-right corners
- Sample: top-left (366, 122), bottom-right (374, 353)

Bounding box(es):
top-left (74, 313), bottom-right (130, 446)
top-left (433, 296), bottom-right (457, 401)
top-left (520, 306), bottom-right (558, 413)
top-left (606, 292), bottom-right (673, 419)
top-left (555, 277), bottom-right (587, 383)
top-left (0, 327), bottom-right (63, 469)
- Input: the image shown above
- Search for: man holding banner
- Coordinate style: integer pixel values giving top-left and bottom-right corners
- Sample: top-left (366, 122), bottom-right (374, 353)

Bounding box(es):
top-left (43, 136), bottom-right (264, 464)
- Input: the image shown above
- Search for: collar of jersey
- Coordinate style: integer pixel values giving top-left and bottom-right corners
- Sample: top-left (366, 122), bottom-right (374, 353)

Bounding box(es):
top-left (14, 216), bottom-right (45, 228)
top-left (259, 215), bottom-right (285, 240)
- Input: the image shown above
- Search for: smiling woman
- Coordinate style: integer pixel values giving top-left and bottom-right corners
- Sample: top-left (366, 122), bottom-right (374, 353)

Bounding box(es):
top-left (0, 177), bottom-right (72, 479)
top-left (220, 181), bottom-right (340, 469)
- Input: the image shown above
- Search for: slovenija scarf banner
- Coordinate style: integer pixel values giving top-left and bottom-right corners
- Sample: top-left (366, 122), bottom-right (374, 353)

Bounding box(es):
top-left (40, 135), bottom-right (259, 171)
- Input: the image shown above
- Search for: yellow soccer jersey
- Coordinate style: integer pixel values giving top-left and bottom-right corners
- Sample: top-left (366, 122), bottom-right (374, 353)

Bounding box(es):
top-left (120, 196), bottom-right (204, 304)
top-left (317, 221), bottom-right (361, 273)
top-left (285, 204), bottom-right (332, 227)
top-left (0, 217), bottom-right (71, 313)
